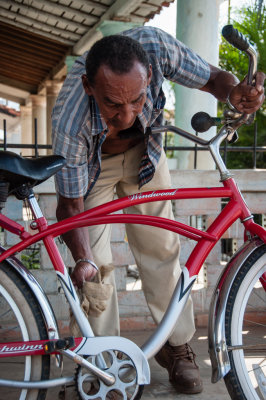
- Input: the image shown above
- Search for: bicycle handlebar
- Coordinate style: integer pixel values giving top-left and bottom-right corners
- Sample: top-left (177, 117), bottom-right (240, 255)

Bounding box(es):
top-left (222, 24), bottom-right (257, 86)
top-left (147, 125), bottom-right (209, 146)
top-left (149, 25), bottom-right (259, 158)
top-left (188, 25), bottom-right (257, 136)
top-left (222, 25), bottom-right (249, 52)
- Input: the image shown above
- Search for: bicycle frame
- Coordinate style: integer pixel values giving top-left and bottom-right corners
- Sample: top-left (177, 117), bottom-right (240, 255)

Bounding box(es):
top-left (0, 170), bottom-right (265, 361)
top-left (0, 122), bottom-right (266, 391)
top-left (1, 25), bottom-right (265, 396)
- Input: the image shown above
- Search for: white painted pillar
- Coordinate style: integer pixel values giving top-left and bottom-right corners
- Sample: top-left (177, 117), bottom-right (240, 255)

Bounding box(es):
top-left (30, 95), bottom-right (47, 156)
top-left (46, 80), bottom-right (63, 153)
top-left (175, 0), bottom-right (222, 170)
top-left (20, 105), bottom-right (32, 157)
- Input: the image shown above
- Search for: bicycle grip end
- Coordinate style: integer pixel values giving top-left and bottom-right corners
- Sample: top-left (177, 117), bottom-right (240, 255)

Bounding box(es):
top-left (222, 25), bottom-right (249, 52)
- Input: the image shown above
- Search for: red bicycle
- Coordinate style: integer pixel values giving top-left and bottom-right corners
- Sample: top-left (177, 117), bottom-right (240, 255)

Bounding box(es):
top-left (0, 26), bottom-right (265, 400)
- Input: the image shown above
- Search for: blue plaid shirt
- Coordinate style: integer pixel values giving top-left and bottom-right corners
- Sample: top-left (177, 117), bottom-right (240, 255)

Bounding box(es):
top-left (52, 26), bottom-right (210, 198)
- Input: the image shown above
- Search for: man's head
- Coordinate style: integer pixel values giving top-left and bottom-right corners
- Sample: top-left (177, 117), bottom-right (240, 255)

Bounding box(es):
top-left (82, 35), bottom-right (152, 131)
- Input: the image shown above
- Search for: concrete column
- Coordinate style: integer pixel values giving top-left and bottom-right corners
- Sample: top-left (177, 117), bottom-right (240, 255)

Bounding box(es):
top-left (175, 0), bottom-right (222, 170)
top-left (20, 105), bottom-right (32, 157)
top-left (30, 95), bottom-right (47, 156)
top-left (46, 80), bottom-right (63, 153)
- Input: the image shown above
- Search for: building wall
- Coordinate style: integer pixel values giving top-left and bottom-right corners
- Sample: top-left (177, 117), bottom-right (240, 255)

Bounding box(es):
top-left (2, 169), bottom-right (266, 334)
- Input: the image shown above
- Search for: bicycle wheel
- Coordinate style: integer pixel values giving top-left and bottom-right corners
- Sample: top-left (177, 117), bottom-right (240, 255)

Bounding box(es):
top-left (224, 244), bottom-right (266, 400)
top-left (0, 261), bottom-right (50, 400)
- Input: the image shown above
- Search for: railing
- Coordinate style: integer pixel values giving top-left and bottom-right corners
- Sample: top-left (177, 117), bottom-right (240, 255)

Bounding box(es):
top-left (1, 119), bottom-right (52, 157)
top-left (1, 119), bottom-right (265, 168)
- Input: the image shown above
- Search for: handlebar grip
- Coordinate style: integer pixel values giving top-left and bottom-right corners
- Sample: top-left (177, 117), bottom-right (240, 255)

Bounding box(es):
top-left (222, 25), bottom-right (249, 51)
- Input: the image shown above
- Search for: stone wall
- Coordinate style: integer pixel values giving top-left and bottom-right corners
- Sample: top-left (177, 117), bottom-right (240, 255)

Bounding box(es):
top-left (2, 169), bottom-right (266, 333)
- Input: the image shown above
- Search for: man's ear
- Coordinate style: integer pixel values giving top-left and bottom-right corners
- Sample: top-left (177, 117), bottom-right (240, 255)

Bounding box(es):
top-left (147, 64), bottom-right (152, 86)
top-left (82, 74), bottom-right (93, 95)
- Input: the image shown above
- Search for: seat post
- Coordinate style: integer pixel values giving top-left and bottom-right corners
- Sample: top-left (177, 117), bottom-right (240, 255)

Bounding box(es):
top-left (0, 182), bottom-right (9, 213)
top-left (27, 192), bottom-right (44, 220)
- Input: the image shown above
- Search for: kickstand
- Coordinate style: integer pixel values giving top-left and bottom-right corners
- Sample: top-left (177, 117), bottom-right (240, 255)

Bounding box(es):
top-left (58, 385), bottom-right (67, 399)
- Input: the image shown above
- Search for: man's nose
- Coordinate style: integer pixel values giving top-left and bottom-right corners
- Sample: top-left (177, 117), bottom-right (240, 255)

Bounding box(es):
top-left (117, 104), bottom-right (135, 124)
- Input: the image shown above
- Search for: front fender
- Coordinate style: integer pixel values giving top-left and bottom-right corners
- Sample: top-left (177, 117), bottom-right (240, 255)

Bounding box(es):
top-left (208, 237), bottom-right (265, 383)
top-left (0, 247), bottom-right (59, 341)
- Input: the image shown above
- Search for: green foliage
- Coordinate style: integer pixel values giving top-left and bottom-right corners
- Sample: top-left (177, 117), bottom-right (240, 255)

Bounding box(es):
top-left (164, 131), bottom-right (175, 158)
top-left (219, 2), bottom-right (266, 169)
top-left (21, 246), bottom-right (40, 269)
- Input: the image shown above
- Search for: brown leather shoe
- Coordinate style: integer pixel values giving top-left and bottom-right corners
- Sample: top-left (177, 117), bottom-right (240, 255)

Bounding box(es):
top-left (155, 342), bottom-right (203, 394)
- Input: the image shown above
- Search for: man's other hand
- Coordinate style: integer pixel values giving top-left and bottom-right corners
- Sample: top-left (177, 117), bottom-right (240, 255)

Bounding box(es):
top-left (229, 71), bottom-right (265, 114)
top-left (71, 261), bottom-right (97, 288)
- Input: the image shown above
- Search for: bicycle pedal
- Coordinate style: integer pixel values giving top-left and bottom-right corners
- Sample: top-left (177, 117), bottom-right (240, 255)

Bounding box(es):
top-left (44, 337), bottom-right (75, 353)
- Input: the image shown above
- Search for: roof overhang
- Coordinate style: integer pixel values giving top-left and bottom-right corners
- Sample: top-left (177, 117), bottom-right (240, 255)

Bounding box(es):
top-left (0, 0), bottom-right (174, 102)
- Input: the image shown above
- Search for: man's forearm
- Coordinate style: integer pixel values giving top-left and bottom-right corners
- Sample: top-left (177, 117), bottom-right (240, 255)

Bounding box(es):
top-left (200, 65), bottom-right (239, 102)
top-left (56, 194), bottom-right (97, 287)
top-left (56, 196), bottom-right (94, 262)
top-left (200, 65), bottom-right (265, 114)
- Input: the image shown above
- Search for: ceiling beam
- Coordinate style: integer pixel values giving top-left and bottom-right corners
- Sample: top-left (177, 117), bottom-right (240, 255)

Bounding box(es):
top-left (111, 0), bottom-right (146, 17)
top-left (73, 0), bottom-right (108, 13)
top-left (0, 83), bottom-right (30, 105)
top-left (0, 6), bottom-right (81, 41)
top-left (1, 0), bottom-right (96, 30)
top-left (73, 0), bottom-right (145, 55)
top-left (0, 75), bottom-right (37, 94)
top-left (0, 16), bottom-right (75, 45)
top-left (13, 0), bottom-right (99, 23)
top-left (32, 0), bottom-right (102, 22)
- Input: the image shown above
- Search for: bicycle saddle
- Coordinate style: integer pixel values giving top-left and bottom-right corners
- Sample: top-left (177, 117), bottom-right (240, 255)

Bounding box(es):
top-left (0, 150), bottom-right (66, 192)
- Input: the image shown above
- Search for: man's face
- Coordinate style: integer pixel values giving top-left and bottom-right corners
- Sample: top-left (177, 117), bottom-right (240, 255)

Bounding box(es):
top-left (82, 61), bottom-right (152, 132)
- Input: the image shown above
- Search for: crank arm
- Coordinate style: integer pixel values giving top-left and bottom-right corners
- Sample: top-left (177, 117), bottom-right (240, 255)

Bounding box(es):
top-left (61, 348), bottom-right (115, 386)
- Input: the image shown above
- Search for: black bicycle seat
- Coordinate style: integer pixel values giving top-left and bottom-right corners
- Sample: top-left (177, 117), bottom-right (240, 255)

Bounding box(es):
top-left (0, 151), bottom-right (66, 192)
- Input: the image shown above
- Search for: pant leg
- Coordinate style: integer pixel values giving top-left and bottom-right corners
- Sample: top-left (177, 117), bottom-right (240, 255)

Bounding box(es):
top-left (84, 153), bottom-right (124, 337)
top-left (116, 143), bottom-right (195, 346)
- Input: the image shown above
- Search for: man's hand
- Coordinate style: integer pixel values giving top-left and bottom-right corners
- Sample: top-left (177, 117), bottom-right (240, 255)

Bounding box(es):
top-left (71, 261), bottom-right (98, 289)
top-left (56, 194), bottom-right (97, 289)
top-left (229, 71), bottom-right (265, 114)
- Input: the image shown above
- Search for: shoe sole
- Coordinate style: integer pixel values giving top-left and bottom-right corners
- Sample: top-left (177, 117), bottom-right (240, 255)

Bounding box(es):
top-left (170, 379), bottom-right (203, 394)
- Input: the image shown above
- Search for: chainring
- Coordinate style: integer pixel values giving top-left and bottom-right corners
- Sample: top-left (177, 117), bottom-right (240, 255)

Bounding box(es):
top-left (74, 350), bottom-right (144, 400)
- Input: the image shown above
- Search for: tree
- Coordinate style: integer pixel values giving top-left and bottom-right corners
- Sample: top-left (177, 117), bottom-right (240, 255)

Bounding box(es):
top-left (219, 2), bottom-right (266, 169)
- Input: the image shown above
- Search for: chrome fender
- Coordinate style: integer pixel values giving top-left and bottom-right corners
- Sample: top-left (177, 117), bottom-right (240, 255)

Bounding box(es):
top-left (0, 248), bottom-right (59, 340)
top-left (208, 237), bottom-right (265, 383)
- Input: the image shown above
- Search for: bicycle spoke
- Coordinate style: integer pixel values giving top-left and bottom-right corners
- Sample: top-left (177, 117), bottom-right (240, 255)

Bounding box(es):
top-left (229, 344), bottom-right (266, 351)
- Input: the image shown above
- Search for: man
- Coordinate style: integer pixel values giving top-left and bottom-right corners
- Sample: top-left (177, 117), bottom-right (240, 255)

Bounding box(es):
top-left (52, 26), bottom-right (265, 395)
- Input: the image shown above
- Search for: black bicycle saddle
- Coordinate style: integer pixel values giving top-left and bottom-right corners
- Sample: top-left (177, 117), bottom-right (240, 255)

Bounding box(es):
top-left (0, 150), bottom-right (66, 193)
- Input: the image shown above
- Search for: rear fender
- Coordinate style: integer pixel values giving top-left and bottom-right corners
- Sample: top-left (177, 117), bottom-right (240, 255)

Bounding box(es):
top-left (0, 247), bottom-right (59, 340)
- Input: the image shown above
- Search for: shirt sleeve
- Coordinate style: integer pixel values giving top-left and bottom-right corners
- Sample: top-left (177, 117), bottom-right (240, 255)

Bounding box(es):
top-left (159, 30), bottom-right (211, 88)
top-left (52, 53), bottom-right (91, 199)
top-left (52, 128), bottom-right (89, 198)
top-left (124, 26), bottom-right (210, 89)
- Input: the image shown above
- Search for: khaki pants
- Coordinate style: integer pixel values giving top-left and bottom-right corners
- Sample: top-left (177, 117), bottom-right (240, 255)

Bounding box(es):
top-left (84, 142), bottom-right (195, 346)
